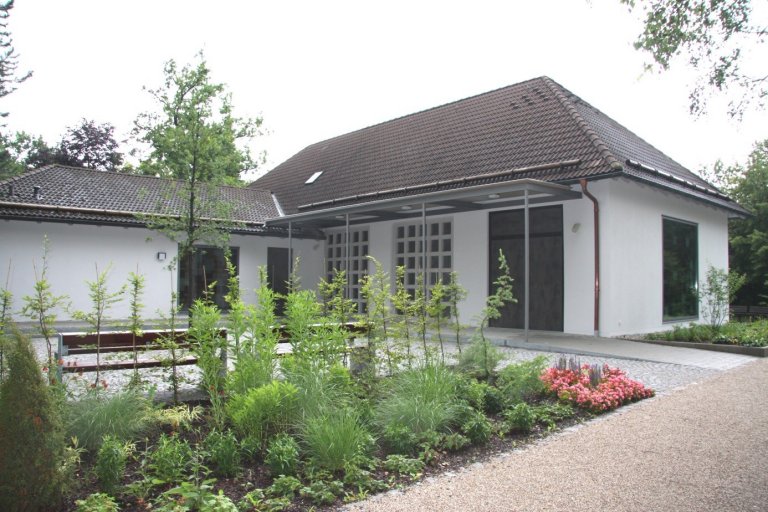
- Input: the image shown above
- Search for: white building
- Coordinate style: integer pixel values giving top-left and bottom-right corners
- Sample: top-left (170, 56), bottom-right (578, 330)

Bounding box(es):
top-left (0, 77), bottom-right (746, 336)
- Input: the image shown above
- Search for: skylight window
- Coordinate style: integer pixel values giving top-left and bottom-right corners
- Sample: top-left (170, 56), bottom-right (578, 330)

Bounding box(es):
top-left (305, 171), bottom-right (323, 184)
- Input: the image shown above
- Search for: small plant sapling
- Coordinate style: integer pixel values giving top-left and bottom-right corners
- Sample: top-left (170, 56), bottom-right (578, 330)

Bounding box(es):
top-left (460, 250), bottom-right (515, 381)
top-left (72, 263), bottom-right (125, 385)
top-left (157, 288), bottom-right (186, 405)
top-left (360, 257), bottom-right (392, 376)
top-left (426, 278), bottom-right (447, 363)
top-left (699, 265), bottom-right (745, 332)
top-left (126, 269), bottom-right (146, 387)
top-left (391, 266), bottom-right (415, 369)
top-left (0, 261), bottom-right (12, 383)
top-left (189, 294), bottom-right (227, 428)
top-left (445, 271), bottom-right (468, 354)
top-left (21, 236), bottom-right (70, 385)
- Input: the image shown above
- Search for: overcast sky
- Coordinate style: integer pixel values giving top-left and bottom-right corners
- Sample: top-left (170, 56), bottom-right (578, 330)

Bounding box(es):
top-left (3, 0), bottom-right (767, 180)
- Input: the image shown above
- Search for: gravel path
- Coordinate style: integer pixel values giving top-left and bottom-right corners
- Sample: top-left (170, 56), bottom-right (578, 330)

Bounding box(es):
top-left (347, 358), bottom-right (768, 512)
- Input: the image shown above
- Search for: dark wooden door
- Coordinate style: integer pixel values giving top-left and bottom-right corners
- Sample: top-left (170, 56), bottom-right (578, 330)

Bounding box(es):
top-left (267, 247), bottom-right (290, 316)
top-left (489, 206), bottom-right (563, 331)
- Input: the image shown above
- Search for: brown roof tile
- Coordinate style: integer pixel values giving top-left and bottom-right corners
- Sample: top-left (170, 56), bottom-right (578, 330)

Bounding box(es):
top-left (253, 76), bottom-right (745, 216)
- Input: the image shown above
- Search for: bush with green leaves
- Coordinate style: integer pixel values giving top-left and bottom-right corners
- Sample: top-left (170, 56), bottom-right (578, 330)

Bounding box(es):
top-left (532, 402), bottom-right (575, 430)
top-left (461, 409), bottom-right (493, 445)
top-left (95, 435), bottom-right (133, 495)
top-left (267, 475), bottom-right (302, 499)
top-left (265, 433), bottom-right (301, 477)
top-left (503, 402), bottom-right (536, 433)
top-left (301, 407), bottom-right (374, 472)
top-left (383, 454), bottom-right (424, 477)
top-left (203, 429), bottom-right (241, 478)
top-left (0, 329), bottom-right (67, 511)
top-left (227, 380), bottom-right (298, 448)
top-left (284, 361), bottom-right (357, 420)
top-left (154, 404), bottom-right (202, 433)
top-left (376, 364), bottom-right (464, 453)
top-left (65, 389), bottom-right (155, 451)
top-left (497, 356), bottom-right (549, 404)
top-left (457, 338), bottom-right (504, 380)
top-left (156, 479), bottom-right (238, 512)
top-left (300, 479), bottom-right (344, 506)
top-left (74, 492), bottom-right (119, 512)
top-left (148, 433), bottom-right (195, 484)
top-left (441, 432), bottom-right (471, 452)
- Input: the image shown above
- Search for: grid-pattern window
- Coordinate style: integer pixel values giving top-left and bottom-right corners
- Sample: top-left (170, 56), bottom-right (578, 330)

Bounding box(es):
top-left (394, 219), bottom-right (453, 296)
top-left (326, 228), bottom-right (369, 312)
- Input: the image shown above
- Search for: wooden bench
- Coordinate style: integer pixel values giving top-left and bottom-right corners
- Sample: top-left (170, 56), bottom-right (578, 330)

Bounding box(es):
top-left (56, 328), bottom-right (226, 374)
top-left (730, 305), bottom-right (768, 321)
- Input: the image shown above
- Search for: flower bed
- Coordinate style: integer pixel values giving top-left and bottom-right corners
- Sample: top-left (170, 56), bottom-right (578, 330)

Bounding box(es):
top-left (540, 364), bottom-right (654, 413)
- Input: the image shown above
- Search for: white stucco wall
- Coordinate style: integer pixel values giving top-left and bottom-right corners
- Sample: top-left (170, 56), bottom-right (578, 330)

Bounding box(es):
top-left (316, 178), bottom-right (730, 337)
top-left (597, 178), bottom-right (730, 337)
top-left (0, 220), bottom-right (324, 323)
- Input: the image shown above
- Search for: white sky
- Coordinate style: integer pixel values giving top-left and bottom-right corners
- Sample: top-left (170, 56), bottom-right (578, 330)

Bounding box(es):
top-left (3, 0), bottom-right (767, 180)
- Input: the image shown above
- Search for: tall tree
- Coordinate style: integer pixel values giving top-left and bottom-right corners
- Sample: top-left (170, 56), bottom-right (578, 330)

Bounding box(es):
top-left (0, 131), bottom-right (57, 179)
top-left (0, 0), bottom-right (31, 121)
top-left (57, 118), bottom-right (124, 171)
top-left (722, 140), bottom-right (768, 305)
top-left (621, 0), bottom-right (766, 118)
top-left (132, 54), bottom-right (263, 310)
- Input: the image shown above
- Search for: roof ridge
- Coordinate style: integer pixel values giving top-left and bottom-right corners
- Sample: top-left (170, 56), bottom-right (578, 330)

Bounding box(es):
top-left (541, 77), bottom-right (623, 171)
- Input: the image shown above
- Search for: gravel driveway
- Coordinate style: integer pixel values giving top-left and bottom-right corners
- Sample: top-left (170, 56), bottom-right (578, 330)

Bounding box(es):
top-left (347, 358), bottom-right (768, 512)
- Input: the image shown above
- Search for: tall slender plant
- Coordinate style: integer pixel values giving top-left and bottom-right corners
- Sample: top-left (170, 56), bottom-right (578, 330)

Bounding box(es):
top-left (126, 269), bottom-right (146, 387)
top-left (463, 250), bottom-right (515, 381)
top-left (72, 263), bottom-right (125, 385)
top-left (391, 266), bottom-right (414, 369)
top-left (21, 237), bottom-right (70, 385)
top-left (412, 273), bottom-right (432, 365)
top-left (0, 260), bottom-right (12, 383)
top-left (189, 294), bottom-right (227, 427)
top-left (426, 279), bottom-right (447, 364)
top-left (224, 257), bottom-right (246, 355)
top-left (360, 257), bottom-right (391, 376)
top-left (445, 271), bottom-right (467, 354)
top-left (157, 282), bottom-right (185, 404)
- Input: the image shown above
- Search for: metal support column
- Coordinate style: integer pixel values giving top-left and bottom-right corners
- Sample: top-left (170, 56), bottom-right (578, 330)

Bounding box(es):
top-left (524, 190), bottom-right (530, 343)
top-left (421, 202), bottom-right (427, 297)
top-left (288, 221), bottom-right (293, 278)
top-left (345, 213), bottom-right (351, 301)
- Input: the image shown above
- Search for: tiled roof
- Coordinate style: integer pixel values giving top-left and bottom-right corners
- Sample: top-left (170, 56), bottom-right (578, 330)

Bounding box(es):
top-left (0, 165), bottom-right (281, 232)
top-left (252, 76), bottom-right (745, 216)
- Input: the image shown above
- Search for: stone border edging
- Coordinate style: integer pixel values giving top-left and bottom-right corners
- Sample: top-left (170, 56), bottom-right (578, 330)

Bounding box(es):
top-left (630, 338), bottom-right (768, 357)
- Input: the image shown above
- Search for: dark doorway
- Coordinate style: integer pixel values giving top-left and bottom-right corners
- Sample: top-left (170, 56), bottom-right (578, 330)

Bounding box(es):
top-left (178, 246), bottom-right (239, 310)
top-left (267, 247), bottom-right (290, 316)
top-left (489, 206), bottom-right (563, 331)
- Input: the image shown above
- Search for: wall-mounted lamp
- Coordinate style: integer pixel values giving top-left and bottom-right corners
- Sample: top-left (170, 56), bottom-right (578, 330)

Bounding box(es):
top-left (401, 205), bottom-right (412, 211)
top-left (157, 251), bottom-right (167, 261)
top-left (571, 223), bottom-right (581, 233)
top-left (488, 193), bottom-right (501, 199)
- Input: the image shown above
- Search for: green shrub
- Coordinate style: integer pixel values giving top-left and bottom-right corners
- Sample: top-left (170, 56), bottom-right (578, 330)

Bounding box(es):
top-left (383, 454), bottom-right (424, 477)
top-left (227, 380), bottom-right (298, 448)
top-left (265, 434), bottom-right (301, 477)
top-left (457, 338), bottom-right (504, 379)
top-left (203, 429), bottom-right (241, 478)
top-left (532, 402), bottom-right (575, 429)
top-left (95, 435), bottom-right (133, 495)
top-left (157, 479), bottom-right (238, 512)
top-left (154, 404), bottom-right (202, 433)
top-left (0, 329), bottom-right (67, 512)
top-left (74, 492), bottom-right (119, 512)
top-left (441, 432), bottom-right (470, 452)
top-left (267, 475), bottom-right (302, 499)
top-left (461, 409), bottom-right (492, 445)
top-left (299, 479), bottom-right (344, 506)
top-left (66, 389), bottom-right (155, 451)
top-left (226, 354), bottom-right (273, 396)
top-left (301, 407), bottom-right (373, 472)
top-left (498, 356), bottom-right (548, 404)
top-left (504, 403), bottom-right (536, 433)
top-left (376, 365), bottom-right (464, 453)
top-left (284, 362), bottom-right (356, 420)
top-left (148, 433), bottom-right (194, 484)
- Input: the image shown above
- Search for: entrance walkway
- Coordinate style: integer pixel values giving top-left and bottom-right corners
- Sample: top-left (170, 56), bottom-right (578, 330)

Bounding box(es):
top-left (347, 358), bottom-right (768, 511)
top-left (479, 328), bottom-right (754, 370)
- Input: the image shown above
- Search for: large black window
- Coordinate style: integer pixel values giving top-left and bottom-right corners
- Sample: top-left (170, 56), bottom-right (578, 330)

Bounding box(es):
top-left (179, 246), bottom-right (239, 310)
top-left (663, 218), bottom-right (698, 320)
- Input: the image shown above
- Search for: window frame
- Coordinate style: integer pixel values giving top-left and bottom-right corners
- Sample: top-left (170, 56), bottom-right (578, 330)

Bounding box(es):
top-left (661, 216), bottom-right (699, 322)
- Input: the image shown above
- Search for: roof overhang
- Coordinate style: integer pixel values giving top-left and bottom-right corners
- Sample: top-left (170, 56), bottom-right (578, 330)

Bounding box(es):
top-left (265, 179), bottom-right (582, 229)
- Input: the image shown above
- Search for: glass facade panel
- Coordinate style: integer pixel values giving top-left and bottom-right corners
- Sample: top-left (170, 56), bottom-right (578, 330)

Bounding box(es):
top-left (663, 218), bottom-right (698, 320)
